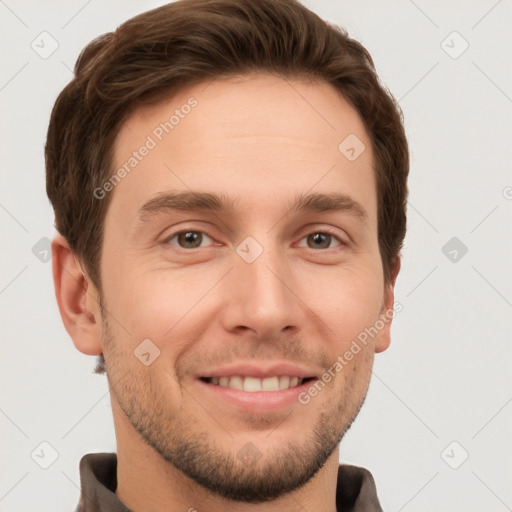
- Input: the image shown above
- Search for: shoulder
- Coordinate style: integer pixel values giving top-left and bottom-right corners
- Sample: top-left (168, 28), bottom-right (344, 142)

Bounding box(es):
top-left (336, 463), bottom-right (383, 512)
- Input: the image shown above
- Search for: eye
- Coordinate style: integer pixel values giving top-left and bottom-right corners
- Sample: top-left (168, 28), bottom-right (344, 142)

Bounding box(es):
top-left (165, 230), bottom-right (214, 249)
top-left (297, 230), bottom-right (344, 250)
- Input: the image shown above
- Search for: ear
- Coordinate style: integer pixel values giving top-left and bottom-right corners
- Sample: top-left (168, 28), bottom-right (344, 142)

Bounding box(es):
top-left (51, 233), bottom-right (103, 356)
top-left (375, 256), bottom-right (401, 354)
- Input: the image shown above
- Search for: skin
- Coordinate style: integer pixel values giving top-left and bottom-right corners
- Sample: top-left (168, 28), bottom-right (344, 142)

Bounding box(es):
top-left (52, 73), bottom-right (400, 512)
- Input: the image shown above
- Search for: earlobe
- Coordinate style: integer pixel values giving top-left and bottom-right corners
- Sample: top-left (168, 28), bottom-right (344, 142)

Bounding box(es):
top-left (51, 234), bottom-right (103, 356)
top-left (375, 256), bottom-right (401, 354)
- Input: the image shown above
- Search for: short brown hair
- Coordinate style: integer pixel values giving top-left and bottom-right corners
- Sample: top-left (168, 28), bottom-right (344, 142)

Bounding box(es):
top-left (46, 0), bottom-right (408, 291)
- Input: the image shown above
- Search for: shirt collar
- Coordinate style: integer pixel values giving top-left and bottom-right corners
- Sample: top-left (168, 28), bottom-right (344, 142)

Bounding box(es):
top-left (76, 452), bottom-right (383, 512)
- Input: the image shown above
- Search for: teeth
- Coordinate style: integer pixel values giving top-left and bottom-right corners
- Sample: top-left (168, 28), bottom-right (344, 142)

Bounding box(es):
top-left (244, 377), bottom-right (262, 392)
top-left (207, 375), bottom-right (306, 392)
top-left (228, 376), bottom-right (244, 390)
top-left (278, 376), bottom-right (290, 390)
top-left (262, 376), bottom-right (279, 391)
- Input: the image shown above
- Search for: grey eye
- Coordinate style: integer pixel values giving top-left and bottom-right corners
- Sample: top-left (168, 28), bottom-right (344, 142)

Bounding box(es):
top-left (169, 231), bottom-right (212, 249)
top-left (306, 233), bottom-right (335, 249)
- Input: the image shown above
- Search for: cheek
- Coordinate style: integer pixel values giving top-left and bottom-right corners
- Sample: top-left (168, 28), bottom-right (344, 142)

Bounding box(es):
top-left (107, 266), bottom-right (220, 347)
top-left (304, 265), bottom-right (384, 346)
top-left (103, 242), bottom-right (384, 355)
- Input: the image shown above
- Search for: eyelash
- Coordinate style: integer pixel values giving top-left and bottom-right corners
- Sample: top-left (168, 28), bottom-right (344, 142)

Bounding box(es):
top-left (163, 227), bottom-right (347, 250)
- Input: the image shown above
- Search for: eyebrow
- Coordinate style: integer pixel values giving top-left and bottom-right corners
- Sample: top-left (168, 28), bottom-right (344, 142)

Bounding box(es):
top-left (288, 191), bottom-right (368, 223)
top-left (136, 190), bottom-right (368, 224)
top-left (137, 191), bottom-right (237, 223)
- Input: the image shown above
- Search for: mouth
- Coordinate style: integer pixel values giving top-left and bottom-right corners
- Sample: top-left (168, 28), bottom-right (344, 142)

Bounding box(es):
top-left (199, 375), bottom-right (317, 392)
top-left (195, 362), bottom-right (322, 413)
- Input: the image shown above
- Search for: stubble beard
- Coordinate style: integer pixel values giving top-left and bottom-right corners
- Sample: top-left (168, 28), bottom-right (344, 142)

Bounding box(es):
top-left (100, 302), bottom-right (371, 503)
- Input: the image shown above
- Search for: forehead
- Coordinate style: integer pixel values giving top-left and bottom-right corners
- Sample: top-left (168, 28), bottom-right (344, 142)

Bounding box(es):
top-left (109, 73), bottom-right (376, 227)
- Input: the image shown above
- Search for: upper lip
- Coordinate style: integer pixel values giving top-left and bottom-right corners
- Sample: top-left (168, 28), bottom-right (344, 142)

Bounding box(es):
top-left (198, 362), bottom-right (321, 379)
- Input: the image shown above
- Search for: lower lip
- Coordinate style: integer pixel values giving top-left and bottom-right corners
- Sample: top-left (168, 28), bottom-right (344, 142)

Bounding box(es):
top-left (197, 379), bottom-right (316, 413)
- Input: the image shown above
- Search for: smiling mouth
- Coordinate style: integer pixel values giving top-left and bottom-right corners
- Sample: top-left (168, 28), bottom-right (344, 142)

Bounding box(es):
top-left (199, 375), bottom-right (316, 392)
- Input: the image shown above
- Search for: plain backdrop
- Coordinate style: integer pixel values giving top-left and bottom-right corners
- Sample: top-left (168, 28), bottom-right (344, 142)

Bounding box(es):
top-left (1, 1), bottom-right (511, 511)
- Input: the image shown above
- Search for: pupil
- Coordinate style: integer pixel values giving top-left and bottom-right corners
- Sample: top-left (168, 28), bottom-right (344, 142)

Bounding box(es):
top-left (181, 231), bottom-right (201, 248)
top-left (310, 233), bottom-right (330, 249)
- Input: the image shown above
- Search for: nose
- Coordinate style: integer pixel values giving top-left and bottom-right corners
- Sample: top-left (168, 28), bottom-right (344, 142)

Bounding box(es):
top-left (219, 240), bottom-right (303, 340)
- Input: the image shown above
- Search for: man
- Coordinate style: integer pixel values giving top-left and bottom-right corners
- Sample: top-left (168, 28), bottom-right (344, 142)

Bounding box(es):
top-left (46, 0), bottom-right (408, 510)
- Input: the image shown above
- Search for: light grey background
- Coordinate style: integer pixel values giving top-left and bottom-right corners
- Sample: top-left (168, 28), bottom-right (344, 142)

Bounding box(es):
top-left (1, 1), bottom-right (511, 511)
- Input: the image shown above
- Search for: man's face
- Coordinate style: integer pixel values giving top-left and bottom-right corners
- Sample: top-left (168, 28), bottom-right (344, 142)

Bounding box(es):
top-left (96, 73), bottom-right (394, 502)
